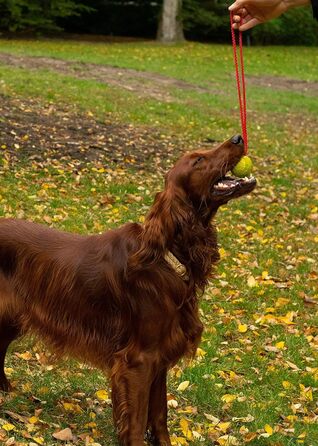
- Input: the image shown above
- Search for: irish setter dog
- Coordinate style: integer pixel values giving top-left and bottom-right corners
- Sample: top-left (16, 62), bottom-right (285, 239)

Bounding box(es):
top-left (0, 135), bottom-right (256, 445)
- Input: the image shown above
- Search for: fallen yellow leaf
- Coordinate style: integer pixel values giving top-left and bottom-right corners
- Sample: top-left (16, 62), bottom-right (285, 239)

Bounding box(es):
top-left (95, 389), bottom-right (109, 401)
top-left (2, 423), bottom-right (15, 432)
top-left (247, 276), bottom-right (257, 287)
top-left (217, 434), bottom-right (239, 445)
top-left (32, 437), bottom-right (44, 445)
top-left (177, 381), bottom-right (190, 391)
top-left (195, 348), bottom-right (207, 357)
top-left (238, 324), bottom-right (248, 333)
top-left (17, 351), bottom-right (32, 361)
top-left (28, 416), bottom-right (38, 424)
top-left (180, 418), bottom-right (192, 440)
top-left (62, 402), bottom-right (82, 413)
top-left (221, 394), bottom-right (237, 403)
top-left (218, 422), bottom-right (231, 432)
top-left (264, 424), bottom-right (273, 436)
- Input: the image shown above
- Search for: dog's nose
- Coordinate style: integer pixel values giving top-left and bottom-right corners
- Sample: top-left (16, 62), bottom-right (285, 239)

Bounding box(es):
top-left (231, 135), bottom-right (243, 145)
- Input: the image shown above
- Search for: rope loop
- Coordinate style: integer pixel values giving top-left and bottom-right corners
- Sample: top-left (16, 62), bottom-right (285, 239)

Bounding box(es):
top-left (230, 12), bottom-right (248, 154)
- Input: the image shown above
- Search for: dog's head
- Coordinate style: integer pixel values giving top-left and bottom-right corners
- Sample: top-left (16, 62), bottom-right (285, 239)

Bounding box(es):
top-left (130, 136), bottom-right (256, 270)
top-left (165, 135), bottom-right (256, 212)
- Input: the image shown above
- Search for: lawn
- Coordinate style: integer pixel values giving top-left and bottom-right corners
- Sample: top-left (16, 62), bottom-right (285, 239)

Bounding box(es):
top-left (0, 38), bottom-right (317, 446)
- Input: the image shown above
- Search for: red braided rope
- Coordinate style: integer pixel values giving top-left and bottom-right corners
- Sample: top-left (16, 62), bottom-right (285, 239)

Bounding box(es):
top-left (230, 12), bottom-right (248, 154)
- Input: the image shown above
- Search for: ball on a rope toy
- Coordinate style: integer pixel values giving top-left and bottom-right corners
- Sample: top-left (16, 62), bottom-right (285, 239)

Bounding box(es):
top-left (232, 155), bottom-right (253, 177)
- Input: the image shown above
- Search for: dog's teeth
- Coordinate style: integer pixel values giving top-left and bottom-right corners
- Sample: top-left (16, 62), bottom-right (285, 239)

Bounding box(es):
top-left (243, 176), bottom-right (255, 182)
top-left (215, 183), bottom-right (230, 189)
top-left (214, 181), bottom-right (235, 190)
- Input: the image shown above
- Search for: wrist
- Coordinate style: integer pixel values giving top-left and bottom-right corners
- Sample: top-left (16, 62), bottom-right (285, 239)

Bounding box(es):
top-left (283, 0), bottom-right (310, 10)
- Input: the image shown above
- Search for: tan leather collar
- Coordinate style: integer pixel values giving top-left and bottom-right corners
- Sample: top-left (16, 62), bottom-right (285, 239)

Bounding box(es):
top-left (165, 251), bottom-right (188, 280)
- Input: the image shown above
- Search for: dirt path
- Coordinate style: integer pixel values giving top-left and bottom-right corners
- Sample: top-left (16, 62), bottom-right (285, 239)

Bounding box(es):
top-left (0, 52), bottom-right (317, 102)
top-left (0, 94), bottom-right (215, 169)
top-left (248, 74), bottom-right (318, 96)
top-left (0, 52), bottom-right (216, 103)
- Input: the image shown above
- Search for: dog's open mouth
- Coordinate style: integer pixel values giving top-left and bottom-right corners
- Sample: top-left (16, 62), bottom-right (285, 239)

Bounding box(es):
top-left (211, 175), bottom-right (256, 199)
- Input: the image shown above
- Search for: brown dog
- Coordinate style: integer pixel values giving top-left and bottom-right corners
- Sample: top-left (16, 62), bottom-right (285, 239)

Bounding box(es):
top-left (0, 135), bottom-right (256, 445)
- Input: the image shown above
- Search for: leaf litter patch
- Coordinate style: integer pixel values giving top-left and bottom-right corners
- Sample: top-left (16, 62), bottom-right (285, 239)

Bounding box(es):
top-left (0, 94), bottom-right (211, 170)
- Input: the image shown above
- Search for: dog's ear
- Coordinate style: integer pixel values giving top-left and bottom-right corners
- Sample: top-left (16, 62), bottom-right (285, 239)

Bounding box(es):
top-left (128, 185), bottom-right (193, 271)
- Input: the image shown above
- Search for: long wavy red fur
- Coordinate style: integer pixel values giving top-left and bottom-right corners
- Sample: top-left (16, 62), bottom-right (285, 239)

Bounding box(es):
top-left (0, 137), bottom-right (252, 445)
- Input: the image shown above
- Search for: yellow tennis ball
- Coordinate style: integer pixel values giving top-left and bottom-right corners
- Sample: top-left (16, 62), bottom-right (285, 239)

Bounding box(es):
top-left (232, 155), bottom-right (253, 177)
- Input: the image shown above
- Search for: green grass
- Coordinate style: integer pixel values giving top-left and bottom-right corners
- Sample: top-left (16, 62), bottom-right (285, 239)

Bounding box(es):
top-left (0, 39), bottom-right (317, 81)
top-left (0, 39), bottom-right (317, 446)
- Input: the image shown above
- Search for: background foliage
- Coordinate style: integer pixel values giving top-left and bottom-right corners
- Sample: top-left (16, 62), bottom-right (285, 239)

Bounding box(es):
top-left (0, 0), bottom-right (92, 32)
top-left (0, 1), bottom-right (317, 45)
top-left (182, 0), bottom-right (318, 45)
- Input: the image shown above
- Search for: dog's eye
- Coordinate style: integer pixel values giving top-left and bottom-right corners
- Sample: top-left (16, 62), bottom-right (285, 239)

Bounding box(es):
top-left (193, 156), bottom-right (205, 166)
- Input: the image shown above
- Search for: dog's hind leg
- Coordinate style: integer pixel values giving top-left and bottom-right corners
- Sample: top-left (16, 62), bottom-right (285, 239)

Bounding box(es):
top-left (0, 319), bottom-right (20, 392)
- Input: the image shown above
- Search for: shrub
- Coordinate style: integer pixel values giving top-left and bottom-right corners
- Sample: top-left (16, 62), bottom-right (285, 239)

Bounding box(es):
top-left (0, 0), bottom-right (93, 32)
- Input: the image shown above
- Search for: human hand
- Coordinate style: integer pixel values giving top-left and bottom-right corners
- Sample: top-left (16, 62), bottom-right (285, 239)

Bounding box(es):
top-left (229, 0), bottom-right (309, 31)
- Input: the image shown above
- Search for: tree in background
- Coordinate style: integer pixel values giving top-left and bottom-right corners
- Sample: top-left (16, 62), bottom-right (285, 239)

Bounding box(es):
top-left (61, 0), bottom-right (160, 38)
top-left (0, 0), bottom-right (92, 32)
top-left (157, 0), bottom-right (184, 42)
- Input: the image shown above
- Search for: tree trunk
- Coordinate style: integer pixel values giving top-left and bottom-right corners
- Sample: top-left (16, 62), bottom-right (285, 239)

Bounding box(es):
top-left (157, 0), bottom-right (184, 43)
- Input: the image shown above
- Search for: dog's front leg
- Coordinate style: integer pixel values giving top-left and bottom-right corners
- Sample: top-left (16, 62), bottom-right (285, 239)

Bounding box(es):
top-left (111, 351), bottom-right (155, 446)
top-left (147, 368), bottom-right (171, 446)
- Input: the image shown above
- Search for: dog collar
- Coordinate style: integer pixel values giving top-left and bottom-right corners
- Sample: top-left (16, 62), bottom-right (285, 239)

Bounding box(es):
top-left (165, 251), bottom-right (188, 280)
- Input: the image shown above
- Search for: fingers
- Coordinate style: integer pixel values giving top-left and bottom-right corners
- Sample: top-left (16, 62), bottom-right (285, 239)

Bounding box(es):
top-left (231, 8), bottom-right (248, 26)
top-left (229, 0), bottom-right (262, 30)
top-left (232, 16), bottom-right (261, 30)
top-left (230, 7), bottom-right (262, 31)
top-left (236, 8), bottom-right (248, 18)
top-left (238, 17), bottom-right (261, 30)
